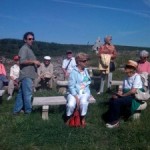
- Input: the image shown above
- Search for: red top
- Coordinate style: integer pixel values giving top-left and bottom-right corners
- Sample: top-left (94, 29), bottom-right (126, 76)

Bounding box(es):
top-left (98, 44), bottom-right (117, 61)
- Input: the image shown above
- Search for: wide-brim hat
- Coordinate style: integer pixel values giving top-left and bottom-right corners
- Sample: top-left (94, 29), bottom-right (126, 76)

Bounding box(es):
top-left (125, 60), bottom-right (138, 69)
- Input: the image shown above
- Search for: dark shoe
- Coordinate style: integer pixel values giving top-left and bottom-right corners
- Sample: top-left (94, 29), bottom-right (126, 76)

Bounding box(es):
top-left (106, 88), bottom-right (111, 93)
top-left (13, 112), bottom-right (20, 116)
top-left (24, 112), bottom-right (31, 115)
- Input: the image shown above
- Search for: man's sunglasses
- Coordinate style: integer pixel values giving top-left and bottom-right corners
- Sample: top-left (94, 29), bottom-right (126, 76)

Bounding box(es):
top-left (80, 60), bottom-right (88, 63)
top-left (27, 38), bottom-right (34, 41)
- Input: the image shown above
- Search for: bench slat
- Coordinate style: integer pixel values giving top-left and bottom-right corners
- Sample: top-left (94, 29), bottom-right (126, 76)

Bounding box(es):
top-left (32, 96), bottom-right (96, 106)
top-left (0, 90), bottom-right (6, 96)
top-left (111, 80), bottom-right (123, 86)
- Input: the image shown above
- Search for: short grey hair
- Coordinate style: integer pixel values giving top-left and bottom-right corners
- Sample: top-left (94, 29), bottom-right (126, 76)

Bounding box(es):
top-left (139, 50), bottom-right (149, 58)
top-left (104, 35), bottom-right (112, 42)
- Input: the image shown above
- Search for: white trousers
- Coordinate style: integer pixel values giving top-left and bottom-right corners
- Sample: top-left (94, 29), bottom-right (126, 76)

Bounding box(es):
top-left (66, 93), bottom-right (90, 117)
top-left (8, 80), bottom-right (15, 96)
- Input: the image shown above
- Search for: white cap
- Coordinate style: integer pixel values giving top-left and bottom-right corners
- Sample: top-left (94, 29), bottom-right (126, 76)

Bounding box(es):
top-left (44, 56), bottom-right (51, 60)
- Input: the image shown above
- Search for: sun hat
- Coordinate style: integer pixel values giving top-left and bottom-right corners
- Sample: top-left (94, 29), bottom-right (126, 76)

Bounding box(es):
top-left (125, 60), bottom-right (138, 69)
top-left (44, 56), bottom-right (51, 60)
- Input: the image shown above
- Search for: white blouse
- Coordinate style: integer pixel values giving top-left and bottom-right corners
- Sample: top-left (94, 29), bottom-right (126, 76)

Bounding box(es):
top-left (123, 73), bottom-right (143, 89)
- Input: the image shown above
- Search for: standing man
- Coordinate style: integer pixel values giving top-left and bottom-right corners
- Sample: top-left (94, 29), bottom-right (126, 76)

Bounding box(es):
top-left (62, 50), bottom-right (76, 80)
top-left (13, 32), bottom-right (40, 114)
top-left (97, 35), bottom-right (117, 94)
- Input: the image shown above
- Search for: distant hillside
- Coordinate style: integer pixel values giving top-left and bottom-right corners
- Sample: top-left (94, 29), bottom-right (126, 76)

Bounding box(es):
top-left (0, 38), bottom-right (150, 59)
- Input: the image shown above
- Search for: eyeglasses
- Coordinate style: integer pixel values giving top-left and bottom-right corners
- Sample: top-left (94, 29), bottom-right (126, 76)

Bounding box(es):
top-left (27, 38), bottom-right (34, 41)
top-left (80, 60), bottom-right (88, 63)
top-left (142, 57), bottom-right (148, 59)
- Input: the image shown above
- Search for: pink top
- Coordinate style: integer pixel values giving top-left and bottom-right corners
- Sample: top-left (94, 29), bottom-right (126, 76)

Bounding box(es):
top-left (0, 64), bottom-right (6, 76)
top-left (98, 44), bottom-right (117, 61)
top-left (137, 61), bottom-right (150, 74)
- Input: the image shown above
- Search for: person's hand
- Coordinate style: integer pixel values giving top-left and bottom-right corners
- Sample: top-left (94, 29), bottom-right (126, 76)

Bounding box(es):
top-left (117, 90), bottom-right (123, 95)
top-left (14, 80), bottom-right (19, 87)
top-left (112, 94), bottom-right (118, 99)
top-left (80, 83), bottom-right (85, 89)
top-left (34, 60), bottom-right (41, 66)
top-left (65, 72), bottom-right (69, 77)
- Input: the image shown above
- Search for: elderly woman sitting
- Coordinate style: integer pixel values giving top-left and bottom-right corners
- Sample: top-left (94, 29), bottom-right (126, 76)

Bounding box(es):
top-left (66, 52), bottom-right (91, 127)
top-left (106, 60), bottom-right (146, 128)
top-left (137, 50), bottom-right (150, 74)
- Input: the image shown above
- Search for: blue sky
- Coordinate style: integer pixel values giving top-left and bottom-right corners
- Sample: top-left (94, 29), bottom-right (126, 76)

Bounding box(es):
top-left (0, 0), bottom-right (150, 47)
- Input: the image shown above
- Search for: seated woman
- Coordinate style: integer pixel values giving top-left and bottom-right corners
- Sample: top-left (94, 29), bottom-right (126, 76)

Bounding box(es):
top-left (0, 57), bottom-right (8, 90)
top-left (66, 52), bottom-right (91, 127)
top-left (137, 50), bottom-right (150, 74)
top-left (106, 60), bottom-right (144, 128)
top-left (7, 55), bottom-right (20, 100)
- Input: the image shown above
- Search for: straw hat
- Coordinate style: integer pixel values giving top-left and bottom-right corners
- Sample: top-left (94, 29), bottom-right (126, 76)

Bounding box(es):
top-left (126, 60), bottom-right (138, 69)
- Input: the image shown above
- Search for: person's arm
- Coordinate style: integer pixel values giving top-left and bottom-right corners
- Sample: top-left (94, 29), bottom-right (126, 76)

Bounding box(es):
top-left (121, 88), bottom-right (137, 97)
top-left (9, 66), bottom-right (15, 80)
top-left (62, 60), bottom-right (70, 77)
top-left (111, 46), bottom-right (117, 60)
top-left (20, 59), bottom-right (40, 66)
top-left (62, 60), bottom-right (67, 74)
top-left (2, 64), bottom-right (6, 76)
top-left (19, 48), bottom-right (40, 66)
top-left (119, 75), bottom-right (141, 97)
top-left (68, 71), bottom-right (80, 109)
top-left (147, 61), bottom-right (150, 74)
top-left (50, 64), bottom-right (53, 75)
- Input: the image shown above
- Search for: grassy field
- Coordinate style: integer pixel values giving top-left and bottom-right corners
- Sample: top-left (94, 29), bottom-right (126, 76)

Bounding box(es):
top-left (0, 52), bottom-right (150, 150)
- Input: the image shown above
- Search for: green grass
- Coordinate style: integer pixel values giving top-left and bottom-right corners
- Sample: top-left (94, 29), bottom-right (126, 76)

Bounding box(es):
top-left (0, 88), bottom-right (150, 150)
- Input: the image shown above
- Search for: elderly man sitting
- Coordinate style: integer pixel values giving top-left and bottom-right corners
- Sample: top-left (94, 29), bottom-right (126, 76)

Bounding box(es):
top-left (34, 56), bottom-right (55, 90)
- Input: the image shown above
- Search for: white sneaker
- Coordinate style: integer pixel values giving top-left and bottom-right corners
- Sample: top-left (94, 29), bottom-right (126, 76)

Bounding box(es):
top-left (106, 122), bottom-right (119, 128)
top-left (97, 91), bottom-right (101, 95)
top-left (7, 96), bottom-right (12, 101)
top-left (34, 88), bottom-right (36, 92)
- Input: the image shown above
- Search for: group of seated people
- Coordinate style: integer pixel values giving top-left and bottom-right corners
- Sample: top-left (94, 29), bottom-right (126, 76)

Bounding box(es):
top-left (65, 50), bottom-right (150, 128)
top-left (0, 49), bottom-right (149, 128)
top-left (0, 55), bottom-right (56, 100)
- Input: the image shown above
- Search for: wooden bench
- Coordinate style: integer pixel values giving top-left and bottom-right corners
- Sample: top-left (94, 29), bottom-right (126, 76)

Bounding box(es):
top-left (32, 95), bottom-right (96, 120)
top-left (110, 80), bottom-right (123, 90)
top-left (111, 80), bottom-right (123, 86)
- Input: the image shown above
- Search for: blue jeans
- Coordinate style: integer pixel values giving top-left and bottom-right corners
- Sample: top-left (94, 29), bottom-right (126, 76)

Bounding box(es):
top-left (13, 78), bottom-right (33, 114)
top-left (0, 75), bottom-right (8, 90)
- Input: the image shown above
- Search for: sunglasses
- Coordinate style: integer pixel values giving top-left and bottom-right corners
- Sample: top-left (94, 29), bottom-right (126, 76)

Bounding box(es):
top-left (142, 57), bottom-right (148, 59)
top-left (80, 60), bottom-right (88, 63)
top-left (27, 38), bottom-right (34, 41)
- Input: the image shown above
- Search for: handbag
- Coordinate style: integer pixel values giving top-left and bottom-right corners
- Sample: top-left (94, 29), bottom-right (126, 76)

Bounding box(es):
top-left (69, 110), bottom-right (81, 127)
top-left (109, 62), bottom-right (115, 72)
top-left (135, 89), bottom-right (150, 101)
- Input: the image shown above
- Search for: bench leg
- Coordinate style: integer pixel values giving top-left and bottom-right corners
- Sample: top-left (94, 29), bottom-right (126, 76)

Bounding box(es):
top-left (42, 105), bottom-right (49, 120)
